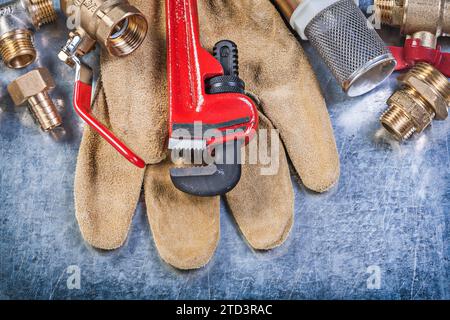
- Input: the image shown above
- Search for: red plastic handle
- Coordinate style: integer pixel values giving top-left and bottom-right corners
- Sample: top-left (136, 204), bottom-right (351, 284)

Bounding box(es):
top-left (389, 38), bottom-right (450, 77)
top-left (73, 80), bottom-right (146, 168)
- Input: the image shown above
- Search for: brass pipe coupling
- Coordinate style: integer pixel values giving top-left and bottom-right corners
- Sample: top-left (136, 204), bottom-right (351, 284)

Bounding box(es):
top-left (0, 0), bottom-right (57, 68)
top-left (7, 68), bottom-right (62, 131)
top-left (58, 0), bottom-right (148, 65)
top-left (381, 63), bottom-right (450, 140)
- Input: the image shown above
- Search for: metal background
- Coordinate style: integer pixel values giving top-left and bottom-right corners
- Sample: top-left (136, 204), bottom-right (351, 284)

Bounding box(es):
top-left (0, 1), bottom-right (449, 300)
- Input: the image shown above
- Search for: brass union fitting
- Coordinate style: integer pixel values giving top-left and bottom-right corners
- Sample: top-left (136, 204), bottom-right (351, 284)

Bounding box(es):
top-left (380, 63), bottom-right (450, 140)
top-left (59, 0), bottom-right (148, 64)
top-left (7, 68), bottom-right (62, 132)
top-left (0, 0), bottom-right (57, 69)
top-left (375, 0), bottom-right (450, 37)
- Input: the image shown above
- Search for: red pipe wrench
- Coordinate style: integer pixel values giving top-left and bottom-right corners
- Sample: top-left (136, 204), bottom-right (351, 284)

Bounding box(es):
top-left (166, 0), bottom-right (258, 196)
top-left (389, 38), bottom-right (450, 77)
top-left (60, 35), bottom-right (146, 168)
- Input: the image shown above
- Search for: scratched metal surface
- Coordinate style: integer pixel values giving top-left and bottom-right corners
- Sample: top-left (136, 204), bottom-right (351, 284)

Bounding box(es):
top-left (0, 4), bottom-right (449, 300)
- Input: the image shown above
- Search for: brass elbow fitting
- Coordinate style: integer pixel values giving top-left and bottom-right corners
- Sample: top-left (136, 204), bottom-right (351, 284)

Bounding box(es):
top-left (7, 68), bottom-right (62, 132)
top-left (375, 0), bottom-right (450, 37)
top-left (0, 0), bottom-right (57, 68)
top-left (58, 0), bottom-right (148, 65)
top-left (380, 63), bottom-right (450, 140)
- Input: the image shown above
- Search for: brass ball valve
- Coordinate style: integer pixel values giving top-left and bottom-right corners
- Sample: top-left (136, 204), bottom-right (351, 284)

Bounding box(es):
top-left (0, 0), bottom-right (57, 69)
top-left (57, 0), bottom-right (148, 168)
top-left (58, 0), bottom-right (148, 64)
top-left (375, 0), bottom-right (450, 76)
top-left (376, 0), bottom-right (449, 37)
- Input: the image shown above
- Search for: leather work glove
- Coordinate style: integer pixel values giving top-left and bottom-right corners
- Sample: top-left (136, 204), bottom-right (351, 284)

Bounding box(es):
top-left (74, 0), bottom-right (340, 270)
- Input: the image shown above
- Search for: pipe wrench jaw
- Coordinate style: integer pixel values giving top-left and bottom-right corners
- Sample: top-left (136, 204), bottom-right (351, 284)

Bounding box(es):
top-left (169, 106), bottom-right (257, 197)
top-left (170, 140), bottom-right (243, 197)
top-left (167, 35), bottom-right (258, 196)
top-left (59, 40), bottom-right (146, 169)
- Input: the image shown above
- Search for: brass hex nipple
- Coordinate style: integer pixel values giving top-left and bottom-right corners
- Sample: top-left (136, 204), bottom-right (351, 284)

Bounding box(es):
top-left (0, 0), bottom-right (56, 69)
top-left (7, 68), bottom-right (62, 132)
top-left (381, 63), bottom-right (450, 140)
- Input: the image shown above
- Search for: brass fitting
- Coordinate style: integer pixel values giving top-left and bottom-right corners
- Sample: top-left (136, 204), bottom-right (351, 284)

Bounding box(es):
top-left (380, 63), bottom-right (450, 140)
top-left (59, 0), bottom-right (148, 64)
top-left (0, 0), bottom-right (57, 68)
top-left (7, 68), bottom-right (62, 131)
top-left (0, 29), bottom-right (36, 68)
top-left (375, 0), bottom-right (450, 37)
top-left (273, 0), bottom-right (303, 20)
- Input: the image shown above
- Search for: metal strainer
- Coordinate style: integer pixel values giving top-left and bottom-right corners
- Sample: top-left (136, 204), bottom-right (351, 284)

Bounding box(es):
top-left (276, 0), bottom-right (397, 97)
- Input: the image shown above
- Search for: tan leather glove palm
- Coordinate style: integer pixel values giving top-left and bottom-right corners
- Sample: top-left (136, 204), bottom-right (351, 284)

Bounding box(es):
top-left (74, 0), bottom-right (340, 270)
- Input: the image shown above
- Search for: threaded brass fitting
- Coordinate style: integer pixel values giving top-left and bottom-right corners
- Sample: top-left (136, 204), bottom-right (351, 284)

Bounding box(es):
top-left (0, 0), bottom-right (56, 69)
top-left (381, 63), bottom-right (450, 140)
top-left (273, 0), bottom-right (303, 20)
top-left (25, 0), bottom-right (58, 28)
top-left (0, 29), bottom-right (36, 68)
top-left (7, 68), bottom-right (62, 131)
top-left (375, 0), bottom-right (450, 36)
top-left (59, 0), bottom-right (148, 60)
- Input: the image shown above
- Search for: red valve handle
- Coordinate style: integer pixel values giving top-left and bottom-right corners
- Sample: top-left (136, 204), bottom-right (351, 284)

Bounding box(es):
top-left (389, 38), bottom-right (450, 77)
top-left (73, 80), bottom-right (146, 168)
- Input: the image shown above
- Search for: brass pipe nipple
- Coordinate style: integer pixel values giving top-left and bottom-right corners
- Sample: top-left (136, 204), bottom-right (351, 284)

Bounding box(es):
top-left (7, 68), bottom-right (62, 132)
top-left (0, 29), bottom-right (36, 69)
top-left (26, 0), bottom-right (58, 28)
top-left (381, 63), bottom-right (450, 140)
top-left (375, 0), bottom-right (399, 25)
top-left (0, 0), bottom-right (56, 69)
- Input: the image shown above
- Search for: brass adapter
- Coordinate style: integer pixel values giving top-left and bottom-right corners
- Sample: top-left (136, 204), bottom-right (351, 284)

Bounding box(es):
top-left (381, 63), bottom-right (450, 140)
top-left (0, 29), bottom-right (36, 68)
top-left (59, 0), bottom-right (148, 64)
top-left (273, 0), bottom-right (303, 20)
top-left (8, 68), bottom-right (62, 132)
top-left (0, 0), bottom-right (57, 68)
top-left (375, 0), bottom-right (450, 37)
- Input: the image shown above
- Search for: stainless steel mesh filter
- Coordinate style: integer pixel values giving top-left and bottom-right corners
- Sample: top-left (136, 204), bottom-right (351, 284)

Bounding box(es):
top-left (304, 0), bottom-right (396, 96)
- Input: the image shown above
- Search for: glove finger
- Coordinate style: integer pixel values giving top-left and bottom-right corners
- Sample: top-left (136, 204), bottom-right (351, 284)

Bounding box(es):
top-left (144, 159), bottom-right (220, 270)
top-left (199, 0), bottom-right (340, 192)
top-left (74, 87), bottom-right (145, 250)
top-left (225, 113), bottom-right (294, 250)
